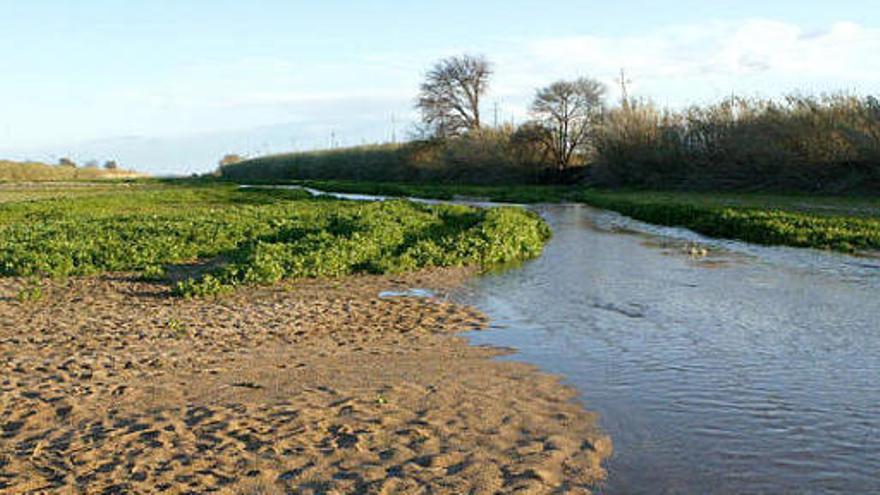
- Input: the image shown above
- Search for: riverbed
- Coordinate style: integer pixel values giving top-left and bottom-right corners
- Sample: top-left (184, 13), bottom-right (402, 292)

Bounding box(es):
top-left (274, 187), bottom-right (880, 493)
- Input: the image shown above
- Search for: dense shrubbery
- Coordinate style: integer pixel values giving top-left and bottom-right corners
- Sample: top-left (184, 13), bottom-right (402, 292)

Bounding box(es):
top-left (220, 94), bottom-right (880, 193)
top-left (220, 127), bottom-right (557, 185)
top-left (592, 95), bottom-right (880, 192)
top-left (221, 144), bottom-right (411, 182)
top-left (0, 184), bottom-right (550, 296)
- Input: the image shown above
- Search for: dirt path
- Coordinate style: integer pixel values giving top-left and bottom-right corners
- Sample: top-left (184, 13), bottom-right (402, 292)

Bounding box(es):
top-left (0, 270), bottom-right (610, 494)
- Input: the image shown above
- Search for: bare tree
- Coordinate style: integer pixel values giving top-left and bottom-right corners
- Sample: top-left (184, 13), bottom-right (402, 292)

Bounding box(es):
top-left (530, 78), bottom-right (606, 172)
top-left (416, 54), bottom-right (491, 138)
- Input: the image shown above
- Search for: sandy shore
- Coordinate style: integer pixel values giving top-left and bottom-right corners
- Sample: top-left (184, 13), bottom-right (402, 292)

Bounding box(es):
top-left (0, 270), bottom-right (610, 494)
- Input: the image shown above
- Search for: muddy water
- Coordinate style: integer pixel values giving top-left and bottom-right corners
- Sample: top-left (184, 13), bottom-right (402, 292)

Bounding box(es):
top-left (276, 187), bottom-right (880, 493)
top-left (454, 204), bottom-right (880, 494)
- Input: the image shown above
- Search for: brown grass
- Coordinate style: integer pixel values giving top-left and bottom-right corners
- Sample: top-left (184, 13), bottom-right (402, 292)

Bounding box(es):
top-left (0, 160), bottom-right (142, 181)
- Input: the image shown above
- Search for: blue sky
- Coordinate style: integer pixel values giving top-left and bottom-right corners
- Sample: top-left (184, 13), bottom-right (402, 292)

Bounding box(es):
top-left (1, 1), bottom-right (879, 175)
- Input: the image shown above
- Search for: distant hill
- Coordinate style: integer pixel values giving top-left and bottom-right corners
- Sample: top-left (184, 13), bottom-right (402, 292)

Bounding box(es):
top-left (0, 160), bottom-right (143, 181)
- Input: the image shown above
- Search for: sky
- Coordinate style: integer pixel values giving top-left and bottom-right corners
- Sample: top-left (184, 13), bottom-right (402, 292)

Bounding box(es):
top-left (1, 0), bottom-right (879, 175)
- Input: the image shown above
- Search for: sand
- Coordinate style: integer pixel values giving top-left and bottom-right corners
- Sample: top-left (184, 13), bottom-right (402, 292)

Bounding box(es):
top-left (0, 269), bottom-right (610, 494)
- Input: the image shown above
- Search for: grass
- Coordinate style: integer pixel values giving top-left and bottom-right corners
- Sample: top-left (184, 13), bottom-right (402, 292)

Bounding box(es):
top-left (236, 179), bottom-right (880, 253)
top-left (0, 160), bottom-right (139, 181)
top-left (571, 190), bottom-right (880, 252)
top-left (0, 182), bottom-right (550, 296)
top-left (243, 179), bottom-right (574, 203)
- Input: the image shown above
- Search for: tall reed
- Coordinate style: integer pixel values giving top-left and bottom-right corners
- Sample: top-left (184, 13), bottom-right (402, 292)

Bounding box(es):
top-left (592, 95), bottom-right (880, 192)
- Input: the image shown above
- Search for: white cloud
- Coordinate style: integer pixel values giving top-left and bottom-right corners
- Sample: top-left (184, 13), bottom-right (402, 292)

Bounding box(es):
top-left (7, 18), bottom-right (879, 174)
top-left (500, 19), bottom-right (880, 105)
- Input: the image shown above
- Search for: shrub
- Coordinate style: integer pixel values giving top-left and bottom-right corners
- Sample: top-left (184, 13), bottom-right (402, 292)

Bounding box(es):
top-left (220, 127), bottom-right (558, 185)
top-left (591, 95), bottom-right (880, 192)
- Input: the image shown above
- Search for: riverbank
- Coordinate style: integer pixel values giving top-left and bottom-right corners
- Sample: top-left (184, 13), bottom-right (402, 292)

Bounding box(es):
top-left (0, 269), bottom-right (610, 494)
top-left (240, 179), bottom-right (880, 253)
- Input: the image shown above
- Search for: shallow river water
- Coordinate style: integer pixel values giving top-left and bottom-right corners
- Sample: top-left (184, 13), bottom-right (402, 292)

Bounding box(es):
top-left (287, 188), bottom-right (880, 494)
top-left (454, 203), bottom-right (880, 494)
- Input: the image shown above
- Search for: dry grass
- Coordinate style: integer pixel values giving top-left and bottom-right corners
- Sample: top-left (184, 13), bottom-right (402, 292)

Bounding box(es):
top-left (592, 95), bottom-right (880, 192)
top-left (0, 160), bottom-right (141, 181)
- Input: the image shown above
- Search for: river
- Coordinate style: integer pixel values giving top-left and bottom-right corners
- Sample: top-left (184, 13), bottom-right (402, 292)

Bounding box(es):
top-left (290, 188), bottom-right (880, 494)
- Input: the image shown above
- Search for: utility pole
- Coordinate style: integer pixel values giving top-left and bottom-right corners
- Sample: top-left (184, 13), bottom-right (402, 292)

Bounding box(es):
top-left (493, 100), bottom-right (499, 127)
top-left (616, 68), bottom-right (632, 108)
top-left (391, 112), bottom-right (397, 144)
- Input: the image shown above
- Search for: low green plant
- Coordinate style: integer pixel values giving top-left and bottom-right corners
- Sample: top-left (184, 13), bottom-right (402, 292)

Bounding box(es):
top-left (0, 183), bottom-right (550, 297)
top-left (141, 264), bottom-right (167, 281)
top-left (573, 190), bottom-right (880, 252)
top-left (174, 199), bottom-right (550, 295)
top-left (165, 318), bottom-right (188, 338)
top-left (15, 280), bottom-right (43, 303)
top-left (256, 180), bottom-right (880, 253)
top-left (173, 274), bottom-right (236, 299)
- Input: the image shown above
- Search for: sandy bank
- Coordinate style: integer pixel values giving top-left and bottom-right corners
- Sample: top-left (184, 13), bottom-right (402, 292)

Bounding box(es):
top-left (0, 270), bottom-right (610, 494)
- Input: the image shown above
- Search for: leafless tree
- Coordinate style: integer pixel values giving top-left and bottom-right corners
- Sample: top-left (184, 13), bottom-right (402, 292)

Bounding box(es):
top-left (416, 54), bottom-right (491, 138)
top-left (530, 77), bottom-right (606, 172)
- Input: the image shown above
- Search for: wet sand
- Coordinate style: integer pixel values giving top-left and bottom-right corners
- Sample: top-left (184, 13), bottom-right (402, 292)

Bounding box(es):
top-left (0, 269), bottom-right (610, 494)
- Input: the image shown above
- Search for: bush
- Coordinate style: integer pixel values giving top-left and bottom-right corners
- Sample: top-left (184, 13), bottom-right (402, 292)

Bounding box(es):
top-left (591, 95), bottom-right (880, 192)
top-left (220, 127), bottom-right (559, 185)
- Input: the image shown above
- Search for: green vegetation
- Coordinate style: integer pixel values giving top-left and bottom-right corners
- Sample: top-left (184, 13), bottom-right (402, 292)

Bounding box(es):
top-left (220, 95), bottom-right (880, 194)
top-left (251, 179), bottom-right (880, 253)
top-left (571, 190), bottom-right (880, 252)
top-left (0, 183), bottom-right (550, 297)
top-left (15, 279), bottom-right (44, 303)
top-left (165, 318), bottom-right (189, 339)
top-left (290, 179), bottom-right (572, 203)
top-left (220, 128), bottom-right (558, 186)
top-left (0, 159), bottom-right (138, 181)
